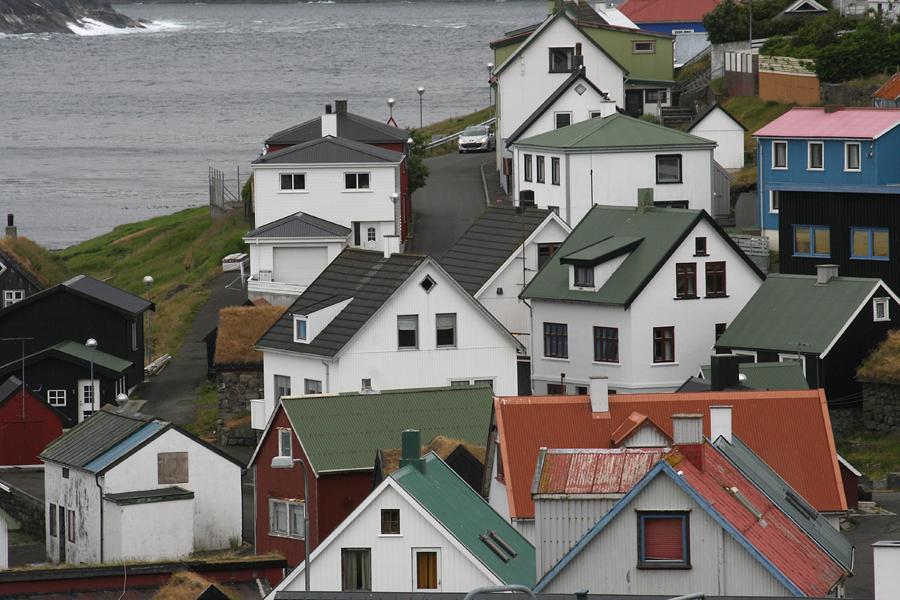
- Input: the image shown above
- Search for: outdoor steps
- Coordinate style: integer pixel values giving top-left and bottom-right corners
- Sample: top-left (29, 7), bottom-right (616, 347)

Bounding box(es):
top-left (661, 107), bottom-right (696, 128)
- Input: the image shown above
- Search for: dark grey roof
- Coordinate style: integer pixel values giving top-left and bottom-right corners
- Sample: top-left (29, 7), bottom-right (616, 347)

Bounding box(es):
top-left (266, 111), bottom-right (410, 147)
top-left (40, 405), bottom-right (154, 468)
top-left (0, 376), bottom-right (22, 404)
top-left (685, 101), bottom-right (748, 133)
top-left (63, 274), bottom-right (154, 316)
top-left (245, 212), bottom-right (351, 240)
top-left (506, 67), bottom-right (611, 148)
top-left (253, 136), bottom-right (403, 166)
top-left (256, 249), bottom-right (425, 358)
top-left (440, 207), bottom-right (559, 295)
top-left (104, 486), bottom-right (194, 505)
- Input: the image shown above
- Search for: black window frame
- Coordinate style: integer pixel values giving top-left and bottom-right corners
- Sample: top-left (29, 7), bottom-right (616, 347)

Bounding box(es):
top-left (656, 154), bottom-right (682, 184)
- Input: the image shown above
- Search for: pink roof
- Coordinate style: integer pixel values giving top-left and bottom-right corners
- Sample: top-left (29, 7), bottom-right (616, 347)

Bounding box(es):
top-left (670, 444), bottom-right (847, 596)
top-left (534, 448), bottom-right (667, 495)
top-left (619, 0), bottom-right (723, 23)
top-left (754, 106), bottom-right (900, 139)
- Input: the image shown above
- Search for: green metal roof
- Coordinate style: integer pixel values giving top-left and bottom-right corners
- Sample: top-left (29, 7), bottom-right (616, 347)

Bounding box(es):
top-left (392, 453), bottom-right (536, 587)
top-left (715, 274), bottom-right (886, 356)
top-left (515, 112), bottom-right (714, 150)
top-left (282, 386), bottom-right (494, 474)
top-left (521, 206), bottom-right (703, 307)
top-left (700, 362), bottom-right (810, 391)
top-left (561, 236), bottom-right (643, 265)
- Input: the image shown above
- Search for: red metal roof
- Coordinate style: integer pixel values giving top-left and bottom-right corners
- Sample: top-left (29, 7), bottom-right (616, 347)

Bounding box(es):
top-left (873, 72), bottom-right (900, 101)
top-left (618, 0), bottom-right (723, 23)
top-left (494, 390), bottom-right (846, 519)
top-left (535, 448), bottom-right (667, 495)
top-left (753, 106), bottom-right (900, 139)
top-left (670, 444), bottom-right (847, 596)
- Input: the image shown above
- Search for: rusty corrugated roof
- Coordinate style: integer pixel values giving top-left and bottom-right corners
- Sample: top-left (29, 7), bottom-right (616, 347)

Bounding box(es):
top-left (495, 389), bottom-right (845, 520)
top-left (534, 448), bottom-right (667, 495)
top-left (873, 72), bottom-right (900, 101)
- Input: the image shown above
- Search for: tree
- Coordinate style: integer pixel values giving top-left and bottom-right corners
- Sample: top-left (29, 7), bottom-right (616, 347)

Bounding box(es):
top-left (406, 128), bottom-right (430, 196)
top-left (703, 0), bottom-right (751, 44)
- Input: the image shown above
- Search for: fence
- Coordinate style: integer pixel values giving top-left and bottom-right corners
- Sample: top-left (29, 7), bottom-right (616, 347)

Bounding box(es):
top-left (209, 166), bottom-right (246, 220)
top-left (729, 233), bottom-right (770, 273)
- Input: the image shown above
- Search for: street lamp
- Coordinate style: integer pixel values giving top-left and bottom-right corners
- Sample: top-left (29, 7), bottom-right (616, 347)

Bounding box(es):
top-left (143, 275), bottom-right (154, 366)
top-left (417, 86), bottom-right (425, 129)
top-left (387, 97), bottom-right (396, 126)
top-left (85, 338), bottom-right (97, 417)
top-left (486, 62), bottom-right (494, 121)
top-left (271, 455), bottom-right (310, 591)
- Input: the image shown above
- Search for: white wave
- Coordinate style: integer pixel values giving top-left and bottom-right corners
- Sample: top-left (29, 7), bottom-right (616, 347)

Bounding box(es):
top-left (66, 17), bottom-right (185, 36)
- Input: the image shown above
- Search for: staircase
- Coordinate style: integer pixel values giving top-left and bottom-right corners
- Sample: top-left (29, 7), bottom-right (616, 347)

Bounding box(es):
top-left (660, 106), bottom-right (697, 128)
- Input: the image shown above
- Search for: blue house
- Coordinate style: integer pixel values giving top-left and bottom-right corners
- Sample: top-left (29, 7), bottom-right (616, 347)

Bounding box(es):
top-left (754, 107), bottom-right (900, 249)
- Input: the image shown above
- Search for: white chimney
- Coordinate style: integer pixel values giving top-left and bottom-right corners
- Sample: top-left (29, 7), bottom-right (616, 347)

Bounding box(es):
top-left (321, 112), bottom-right (338, 138)
top-left (672, 414), bottom-right (704, 445)
top-left (710, 405), bottom-right (732, 443)
top-left (816, 264), bottom-right (839, 285)
top-left (597, 99), bottom-right (618, 118)
top-left (383, 234), bottom-right (400, 258)
top-left (589, 376), bottom-right (608, 413)
top-left (874, 541), bottom-right (900, 600)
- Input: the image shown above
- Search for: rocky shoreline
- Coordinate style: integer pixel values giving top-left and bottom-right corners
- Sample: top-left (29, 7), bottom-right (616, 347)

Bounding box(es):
top-left (0, 0), bottom-right (144, 35)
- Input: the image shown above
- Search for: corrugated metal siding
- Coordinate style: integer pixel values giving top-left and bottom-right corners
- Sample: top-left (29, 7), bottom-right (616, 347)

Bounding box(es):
top-left (581, 28), bottom-right (674, 82)
top-left (84, 423), bottom-right (165, 473)
top-left (494, 43), bottom-right (522, 71)
top-left (535, 497), bottom-right (615, 576)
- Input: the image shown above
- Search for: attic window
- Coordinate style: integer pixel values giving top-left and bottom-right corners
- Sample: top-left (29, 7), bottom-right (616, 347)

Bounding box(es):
top-left (294, 316), bottom-right (308, 342)
top-left (420, 276), bottom-right (436, 293)
top-left (874, 298), bottom-right (890, 322)
top-left (575, 83), bottom-right (587, 96)
top-left (633, 40), bottom-right (655, 54)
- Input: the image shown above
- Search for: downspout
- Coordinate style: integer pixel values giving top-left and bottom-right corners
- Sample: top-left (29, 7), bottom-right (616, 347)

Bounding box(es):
top-left (95, 474), bottom-right (104, 563)
top-left (756, 139), bottom-right (763, 232)
top-left (321, 360), bottom-right (330, 394)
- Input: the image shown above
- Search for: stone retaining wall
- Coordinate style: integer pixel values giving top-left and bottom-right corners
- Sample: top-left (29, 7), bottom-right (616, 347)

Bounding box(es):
top-left (820, 82), bottom-right (880, 107)
top-left (217, 368), bottom-right (263, 421)
top-left (861, 381), bottom-right (900, 433)
top-left (0, 478), bottom-right (45, 539)
top-left (829, 408), bottom-right (864, 437)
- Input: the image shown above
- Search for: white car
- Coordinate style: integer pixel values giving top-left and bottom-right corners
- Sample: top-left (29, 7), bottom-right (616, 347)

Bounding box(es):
top-left (458, 126), bottom-right (495, 153)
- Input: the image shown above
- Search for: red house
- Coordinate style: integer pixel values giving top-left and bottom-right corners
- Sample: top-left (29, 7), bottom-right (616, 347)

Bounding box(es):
top-left (0, 375), bottom-right (64, 466)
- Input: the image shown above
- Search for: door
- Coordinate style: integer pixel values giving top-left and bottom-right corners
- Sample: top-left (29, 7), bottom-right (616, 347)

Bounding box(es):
top-left (625, 90), bottom-right (644, 117)
top-left (58, 505), bottom-right (66, 563)
top-left (413, 548), bottom-right (440, 591)
top-left (77, 379), bottom-right (99, 422)
top-left (273, 247), bottom-right (327, 286)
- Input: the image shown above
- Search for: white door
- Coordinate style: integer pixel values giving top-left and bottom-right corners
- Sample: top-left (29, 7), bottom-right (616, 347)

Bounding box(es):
top-left (273, 247), bottom-right (327, 285)
top-left (78, 379), bottom-right (99, 421)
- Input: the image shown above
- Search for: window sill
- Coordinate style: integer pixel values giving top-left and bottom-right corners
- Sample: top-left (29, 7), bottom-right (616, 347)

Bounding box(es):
top-left (656, 181), bottom-right (682, 185)
top-left (875, 318), bottom-right (891, 322)
top-left (436, 345), bottom-right (457, 350)
top-left (268, 532), bottom-right (305, 540)
top-left (651, 361), bottom-right (679, 367)
top-left (378, 534), bottom-right (403, 538)
top-left (592, 361), bottom-right (620, 367)
top-left (793, 254), bottom-right (831, 259)
top-left (637, 564), bottom-right (691, 570)
top-left (398, 347), bottom-right (419, 351)
top-left (343, 189), bottom-right (373, 193)
top-left (279, 190), bottom-right (309, 194)
top-left (542, 356), bottom-right (570, 362)
top-left (674, 296), bottom-right (699, 300)
top-left (693, 253), bottom-right (708, 257)
top-left (705, 294), bottom-right (728, 299)
top-left (851, 256), bottom-right (890, 261)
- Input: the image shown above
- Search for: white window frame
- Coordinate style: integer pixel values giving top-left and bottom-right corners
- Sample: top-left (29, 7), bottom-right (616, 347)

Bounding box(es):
top-left (304, 379), bottom-right (323, 394)
top-left (269, 498), bottom-right (306, 539)
top-left (294, 316), bottom-right (308, 343)
top-left (874, 297), bottom-right (890, 322)
top-left (67, 509), bottom-right (75, 543)
top-left (731, 350), bottom-right (758, 362)
top-left (48, 390), bottom-right (66, 407)
top-left (772, 141), bottom-right (788, 170)
top-left (398, 315), bottom-right (419, 349)
top-left (778, 353), bottom-right (807, 376)
top-left (632, 40), bottom-right (655, 53)
top-left (436, 313), bottom-right (456, 348)
top-left (769, 190), bottom-right (780, 214)
top-left (554, 112), bottom-right (572, 129)
top-left (808, 141), bottom-right (824, 170)
top-left (3, 290), bottom-right (23, 307)
top-left (280, 173), bottom-right (307, 192)
top-left (523, 154), bottom-right (533, 182)
top-left (845, 142), bottom-right (861, 172)
top-left (279, 429), bottom-right (292, 457)
top-left (344, 172), bottom-right (371, 191)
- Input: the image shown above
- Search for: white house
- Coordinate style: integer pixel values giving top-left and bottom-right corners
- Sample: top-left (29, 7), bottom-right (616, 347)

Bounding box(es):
top-left (440, 206), bottom-right (571, 355)
top-left (684, 102), bottom-right (748, 172)
top-left (511, 112), bottom-right (730, 226)
top-left (520, 205), bottom-right (765, 394)
top-left (40, 405), bottom-right (243, 565)
top-left (244, 212), bottom-right (351, 305)
top-left (266, 431), bottom-right (535, 595)
top-left (254, 247), bottom-right (525, 427)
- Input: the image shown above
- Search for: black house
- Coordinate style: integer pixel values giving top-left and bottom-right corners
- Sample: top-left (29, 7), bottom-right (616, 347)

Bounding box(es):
top-left (0, 246), bottom-right (45, 307)
top-left (0, 275), bottom-right (153, 392)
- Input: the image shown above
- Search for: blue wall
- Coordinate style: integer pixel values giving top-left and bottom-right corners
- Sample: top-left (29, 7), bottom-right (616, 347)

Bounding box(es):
top-left (633, 21), bottom-right (706, 34)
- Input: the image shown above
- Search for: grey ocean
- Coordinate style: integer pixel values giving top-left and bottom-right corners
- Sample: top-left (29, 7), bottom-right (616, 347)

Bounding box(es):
top-left (0, 1), bottom-right (544, 249)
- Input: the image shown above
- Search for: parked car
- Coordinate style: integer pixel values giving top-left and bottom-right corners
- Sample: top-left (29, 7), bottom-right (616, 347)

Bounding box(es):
top-left (458, 126), bottom-right (495, 153)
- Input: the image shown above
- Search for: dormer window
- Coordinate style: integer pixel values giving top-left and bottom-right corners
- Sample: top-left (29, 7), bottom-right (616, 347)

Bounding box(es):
top-left (294, 316), bottom-right (308, 342)
top-left (574, 265), bottom-right (594, 288)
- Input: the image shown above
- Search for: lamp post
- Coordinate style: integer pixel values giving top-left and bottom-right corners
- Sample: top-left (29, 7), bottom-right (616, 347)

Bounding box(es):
top-left (387, 97), bottom-right (396, 126)
top-left (85, 338), bottom-right (97, 417)
top-left (143, 275), bottom-right (154, 366)
top-left (417, 86), bottom-right (425, 129)
top-left (271, 456), bottom-right (310, 591)
top-left (486, 62), bottom-right (494, 121)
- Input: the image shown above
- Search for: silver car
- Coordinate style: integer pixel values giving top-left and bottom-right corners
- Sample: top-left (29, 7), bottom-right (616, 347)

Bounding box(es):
top-left (458, 126), bottom-right (495, 153)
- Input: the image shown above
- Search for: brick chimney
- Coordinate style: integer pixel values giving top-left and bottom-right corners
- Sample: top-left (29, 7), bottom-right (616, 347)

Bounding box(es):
top-left (399, 429), bottom-right (425, 474)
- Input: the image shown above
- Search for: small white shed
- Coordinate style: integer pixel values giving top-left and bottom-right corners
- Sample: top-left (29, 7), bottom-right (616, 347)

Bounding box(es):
top-left (685, 102), bottom-right (748, 171)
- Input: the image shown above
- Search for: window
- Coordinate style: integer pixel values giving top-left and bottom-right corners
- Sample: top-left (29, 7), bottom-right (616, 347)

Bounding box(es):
top-left (695, 237), bottom-right (707, 256)
top-left (536, 156), bottom-right (545, 183)
top-left (851, 228), bottom-right (889, 260)
top-left (280, 173), bottom-right (306, 191)
top-left (779, 353), bottom-right (807, 376)
top-left (638, 512), bottom-right (690, 568)
top-left (398, 315), bottom-right (418, 349)
top-left (274, 375), bottom-right (291, 399)
top-left (3, 290), bottom-right (23, 307)
top-left (132, 321), bottom-right (138, 351)
top-left (547, 383), bottom-right (565, 395)
top-left (342, 548), bottom-right (372, 590)
top-left (594, 327), bottom-right (619, 363)
top-left (269, 498), bottom-right (306, 539)
top-left (793, 226), bottom-right (830, 257)
top-left (646, 89), bottom-right (667, 103)
top-left (544, 322), bottom-right (568, 358)
top-left (554, 112), bottom-right (572, 129)
top-left (67, 509), bottom-right (75, 543)
top-left (381, 509), bottom-right (400, 535)
top-left (772, 141), bottom-right (787, 169)
top-left (706, 262), bottom-right (726, 297)
top-left (551, 157), bottom-right (560, 185)
top-left (656, 155), bottom-right (682, 183)
top-left (294, 316), bottom-right (308, 342)
top-left (304, 379), bottom-right (322, 394)
top-left (675, 263), bottom-right (696, 298)
top-left (345, 173), bottom-right (370, 190)
top-left (538, 243), bottom-right (559, 270)
top-left (414, 549), bottom-right (439, 590)
top-left (436, 313), bottom-right (456, 347)
top-left (549, 47), bottom-right (574, 72)
top-left (575, 386), bottom-right (588, 395)
top-left (653, 327), bottom-right (674, 363)
top-left (633, 40), bottom-right (655, 53)
top-left (367, 227), bottom-right (376, 242)
top-left (62, 467), bottom-right (69, 479)
top-left (450, 379), bottom-right (494, 388)
top-left (48, 390), bottom-right (66, 406)
top-left (574, 265), bottom-right (594, 288)
top-left (49, 504), bottom-right (57, 537)
top-left (808, 142), bottom-right (823, 170)
top-left (769, 190), bottom-right (780, 214)
top-left (715, 323), bottom-right (727, 341)
top-left (874, 298), bottom-right (890, 322)
top-left (158, 452), bottom-right (188, 484)
top-left (279, 429), bottom-right (292, 457)
top-left (523, 154), bottom-right (533, 182)
top-left (420, 275), bottom-right (436, 292)
top-left (845, 142), bottom-right (861, 171)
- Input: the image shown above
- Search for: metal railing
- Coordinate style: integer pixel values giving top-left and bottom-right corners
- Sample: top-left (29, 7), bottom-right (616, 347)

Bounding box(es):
top-left (425, 117), bottom-right (496, 150)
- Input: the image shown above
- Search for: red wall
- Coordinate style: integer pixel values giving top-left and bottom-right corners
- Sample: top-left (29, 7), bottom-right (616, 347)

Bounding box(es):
top-left (0, 391), bottom-right (63, 466)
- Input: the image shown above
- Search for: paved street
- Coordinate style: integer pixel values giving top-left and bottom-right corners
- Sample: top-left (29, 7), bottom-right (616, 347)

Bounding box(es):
top-left (844, 492), bottom-right (900, 599)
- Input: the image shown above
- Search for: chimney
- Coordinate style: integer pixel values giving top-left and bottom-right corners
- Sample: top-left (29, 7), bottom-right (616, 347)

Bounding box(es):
top-left (873, 541), bottom-right (900, 600)
top-left (673, 414), bottom-right (704, 471)
top-left (383, 234), bottom-right (400, 258)
top-left (321, 111), bottom-right (338, 138)
top-left (824, 105), bottom-right (844, 114)
top-left (572, 54), bottom-right (584, 71)
top-left (596, 97), bottom-right (617, 118)
top-left (325, 104), bottom-right (332, 114)
top-left (711, 354), bottom-right (742, 391)
top-left (710, 406), bottom-right (732, 444)
top-left (5, 214), bottom-right (15, 239)
top-left (399, 429), bottom-right (425, 474)
top-left (589, 376), bottom-right (608, 413)
top-left (550, 0), bottom-right (564, 15)
top-left (816, 264), bottom-right (839, 285)
top-left (335, 99), bottom-right (348, 114)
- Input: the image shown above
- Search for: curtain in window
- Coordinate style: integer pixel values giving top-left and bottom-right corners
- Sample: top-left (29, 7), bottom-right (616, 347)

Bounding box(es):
top-left (644, 517), bottom-right (683, 560)
top-left (289, 503), bottom-right (305, 537)
top-left (417, 551), bottom-right (438, 589)
top-left (343, 549), bottom-right (372, 590)
top-left (272, 501), bottom-right (287, 534)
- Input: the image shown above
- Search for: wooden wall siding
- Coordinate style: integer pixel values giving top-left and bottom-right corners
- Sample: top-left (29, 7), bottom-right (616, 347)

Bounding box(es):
top-left (535, 498), bottom-right (616, 577)
top-left (582, 27), bottom-right (675, 83)
top-left (0, 267), bottom-right (43, 301)
top-left (540, 474), bottom-right (792, 596)
top-left (0, 391), bottom-right (63, 466)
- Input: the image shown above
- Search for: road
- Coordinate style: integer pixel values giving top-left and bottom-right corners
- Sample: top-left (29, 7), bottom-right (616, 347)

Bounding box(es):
top-left (844, 492), bottom-right (900, 599)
